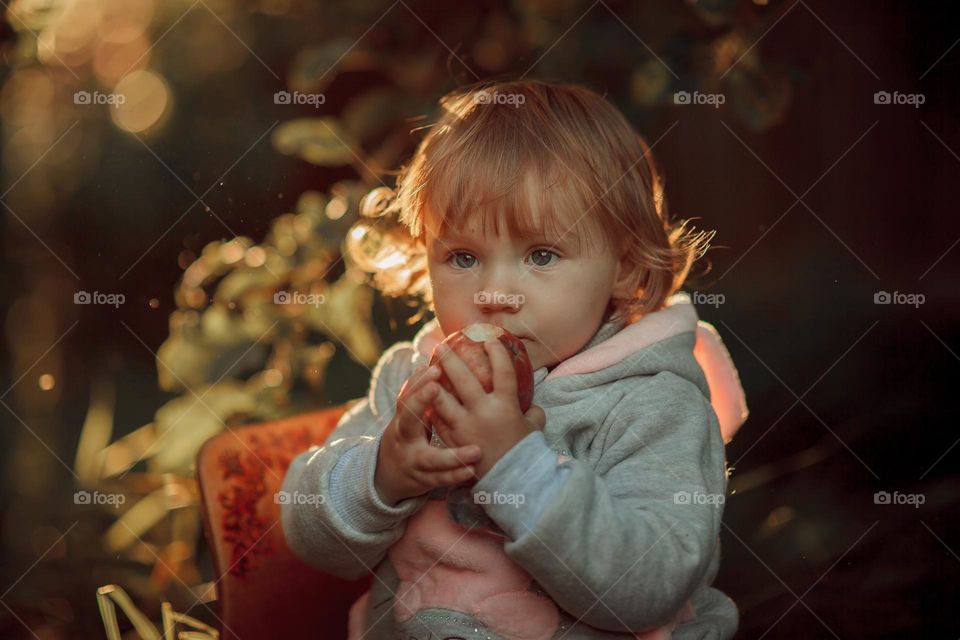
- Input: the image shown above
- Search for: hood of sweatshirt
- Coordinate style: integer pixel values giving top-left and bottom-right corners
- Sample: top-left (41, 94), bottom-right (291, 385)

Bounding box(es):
top-left (409, 291), bottom-right (749, 444)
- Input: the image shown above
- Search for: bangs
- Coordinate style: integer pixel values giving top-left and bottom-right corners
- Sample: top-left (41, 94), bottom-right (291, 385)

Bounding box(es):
top-left (404, 89), bottom-right (625, 256)
top-left (423, 160), bottom-right (610, 255)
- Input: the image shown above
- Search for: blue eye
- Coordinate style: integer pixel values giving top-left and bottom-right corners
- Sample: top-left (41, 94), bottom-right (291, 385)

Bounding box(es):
top-left (528, 248), bottom-right (558, 267)
top-left (445, 249), bottom-right (558, 269)
top-left (448, 251), bottom-right (477, 269)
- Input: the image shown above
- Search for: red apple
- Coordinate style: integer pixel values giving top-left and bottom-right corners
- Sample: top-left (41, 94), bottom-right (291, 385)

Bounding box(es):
top-left (423, 323), bottom-right (534, 444)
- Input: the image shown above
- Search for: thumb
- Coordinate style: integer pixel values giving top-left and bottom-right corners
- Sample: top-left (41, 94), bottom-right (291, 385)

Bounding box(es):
top-left (524, 404), bottom-right (546, 431)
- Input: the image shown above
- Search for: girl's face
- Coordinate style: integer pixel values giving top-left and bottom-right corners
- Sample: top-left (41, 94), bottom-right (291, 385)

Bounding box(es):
top-left (424, 214), bottom-right (625, 372)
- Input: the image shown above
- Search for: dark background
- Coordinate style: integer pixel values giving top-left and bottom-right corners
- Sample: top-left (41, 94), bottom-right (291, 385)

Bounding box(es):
top-left (1, 1), bottom-right (957, 637)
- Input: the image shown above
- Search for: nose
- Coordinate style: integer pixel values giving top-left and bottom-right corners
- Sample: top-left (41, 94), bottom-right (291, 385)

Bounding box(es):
top-left (474, 272), bottom-right (523, 313)
top-left (475, 289), bottom-right (522, 314)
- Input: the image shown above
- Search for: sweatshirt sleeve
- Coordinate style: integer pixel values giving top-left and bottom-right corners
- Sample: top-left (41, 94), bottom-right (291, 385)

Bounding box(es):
top-left (471, 371), bottom-right (727, 633)
top-left (279, 342), bottom-right (431, 580)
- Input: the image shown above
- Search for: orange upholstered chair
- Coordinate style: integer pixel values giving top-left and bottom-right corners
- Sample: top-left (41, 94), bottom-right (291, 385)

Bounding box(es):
top-left (196, 403), bottom-right (371, 640)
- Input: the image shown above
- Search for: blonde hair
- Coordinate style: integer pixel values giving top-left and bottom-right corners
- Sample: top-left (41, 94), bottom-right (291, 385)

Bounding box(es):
top-left (344, 79), bottom-right (714, 325)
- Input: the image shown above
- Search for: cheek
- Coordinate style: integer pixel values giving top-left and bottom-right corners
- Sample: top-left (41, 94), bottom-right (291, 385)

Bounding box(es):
top-left (428, 271), bottom-right (472, 326)
top-left (429, 270), bottom-right (459, 304)
top-left (550, 267), bottom-right (616, 311)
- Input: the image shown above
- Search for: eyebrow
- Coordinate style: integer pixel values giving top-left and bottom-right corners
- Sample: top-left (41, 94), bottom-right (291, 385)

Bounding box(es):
top-left (433, 230), bottom-right (570, 249)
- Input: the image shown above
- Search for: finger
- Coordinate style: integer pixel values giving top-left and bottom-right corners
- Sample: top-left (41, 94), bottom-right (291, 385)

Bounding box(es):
top-left (399, 364), bottom-right (440, 400)
top-left (484, 339), bottom-right (517, 399)
top-left (416, 445), bottom-right (482, 471)
top-left (430, 414), bottom-right (454, 447)
top-left (395, 366), bottom-right (440, 433)
top-left (524, 404), bottom-right (546, 431)
top-left (397, 382), bottom-right (438, 442)
top-left (428, 465), bottom-right (477, 488)
top-left (431, 385), bottom-right (468, 430)
top-left (432, 415), bottom-right (476, 452)
top-left (434, 343), bottom-right (486, 406)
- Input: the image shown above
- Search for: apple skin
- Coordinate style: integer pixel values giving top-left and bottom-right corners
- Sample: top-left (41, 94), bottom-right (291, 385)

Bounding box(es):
top-left (423, 323), bottom-right (534, 443)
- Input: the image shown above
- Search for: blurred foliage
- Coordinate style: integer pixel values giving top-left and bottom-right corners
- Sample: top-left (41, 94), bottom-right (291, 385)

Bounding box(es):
top-left (151, 181), bottom-right (381, 474)
top-left (0, 0), bottom-right (799, 637)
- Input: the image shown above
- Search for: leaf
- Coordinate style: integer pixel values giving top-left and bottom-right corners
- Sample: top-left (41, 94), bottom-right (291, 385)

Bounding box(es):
top-left (214, 267), bottom-right (282, 305)
top-left (96, 584), bottom-right (162, 640)
top-left (631, 59), bottom-right (672, 106)
top-left (75, 377), bottom-right (116, 487)
top-left (103, 490), bottom-right (169, 552)
top-left (304, 277), bottom-right (382, 366)
top-left (101, 423), bottom-right (158, 478)
top-left (272, 118), bottom-right (358, 166)
top-left (150, 381), bottom-right (257, 474)
top-left (342, 88), bottom-right (418, 144)
top-left (156, 334), bottom-right (218, 392)
top-left (157, 299), bottom-right (280, 391)
top-left (288, 38), bottom-right (377, 94)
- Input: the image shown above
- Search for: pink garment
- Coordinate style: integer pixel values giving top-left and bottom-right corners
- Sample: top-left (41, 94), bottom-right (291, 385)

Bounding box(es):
top-left (389, 500), bottom-right (560, 640)
top-left (349, 500), bottom-right (695, 640)
top-left (347, 293), bottom-right (748, 638)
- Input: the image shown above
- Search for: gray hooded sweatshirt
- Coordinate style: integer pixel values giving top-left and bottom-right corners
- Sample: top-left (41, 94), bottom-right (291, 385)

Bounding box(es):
top-left (281, 292), bottom-right (748, 639)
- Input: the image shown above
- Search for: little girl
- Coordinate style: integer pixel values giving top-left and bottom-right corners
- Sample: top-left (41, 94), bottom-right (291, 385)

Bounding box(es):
top-left (281, 79), bottom-right (749, 640)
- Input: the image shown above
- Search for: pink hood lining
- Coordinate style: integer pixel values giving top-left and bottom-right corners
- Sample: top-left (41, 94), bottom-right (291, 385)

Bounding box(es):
top-left (412, 292), bottom-right (748, 444)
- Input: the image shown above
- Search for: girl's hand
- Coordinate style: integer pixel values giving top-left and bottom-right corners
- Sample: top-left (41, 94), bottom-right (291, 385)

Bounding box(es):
top-left (374, 363), bottom-right (483, 506)
top-left (430, 340), bottom-right (547, 479)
